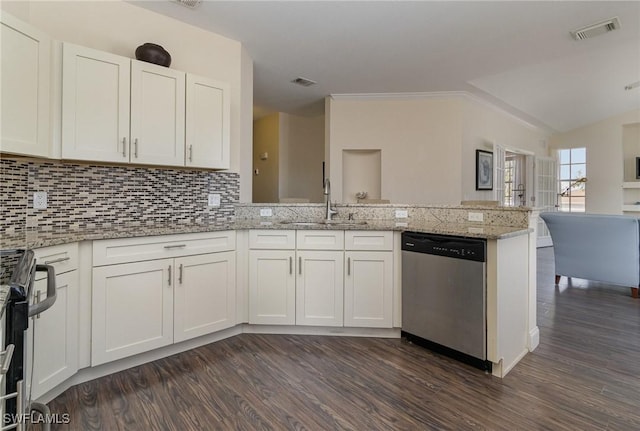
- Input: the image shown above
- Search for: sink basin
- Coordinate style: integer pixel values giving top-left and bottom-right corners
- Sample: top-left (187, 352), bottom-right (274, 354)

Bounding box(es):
top-left (279, 220), bottom-right (367, 227)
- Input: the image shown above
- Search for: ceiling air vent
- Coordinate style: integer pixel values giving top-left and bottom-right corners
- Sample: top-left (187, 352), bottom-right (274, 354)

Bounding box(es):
top-left (291, 77), bottom-right (316, 87)
top-left (570, 17), bottom-right (621, 40)
top-left (172, 0), bottom-right (202, 9)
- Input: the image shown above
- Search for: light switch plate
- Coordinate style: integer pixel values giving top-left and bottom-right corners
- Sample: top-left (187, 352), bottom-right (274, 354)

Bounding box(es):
top-left (468, 212), bottom-right (484, 222)
top-left (395, 210), bottom-right (408, 218)
top-left (260, 208), bottom-right (273, 217)
top-left (33, 192), bottom-right (47, 209)
top-left (208, 193), bottom-right (221, 207)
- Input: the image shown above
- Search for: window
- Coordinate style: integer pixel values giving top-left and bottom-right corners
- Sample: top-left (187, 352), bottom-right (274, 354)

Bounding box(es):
top-left (558, 148), bottom-right (586, 212)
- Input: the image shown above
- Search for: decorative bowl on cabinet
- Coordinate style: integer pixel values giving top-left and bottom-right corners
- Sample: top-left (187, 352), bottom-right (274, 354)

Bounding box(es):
top-left (135, 43), bottom-right (171, 67)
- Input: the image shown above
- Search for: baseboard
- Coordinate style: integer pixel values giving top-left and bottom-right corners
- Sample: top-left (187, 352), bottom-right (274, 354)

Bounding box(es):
top-left (242, 324), bottom-right (401, 338)
top-left (528, 326), bottom-right (540, 351)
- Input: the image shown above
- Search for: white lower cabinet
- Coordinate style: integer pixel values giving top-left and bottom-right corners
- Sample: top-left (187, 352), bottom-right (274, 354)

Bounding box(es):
top-left (248, 250), bottom-right (296, 325)
top-left (344, 251), bottom-right (393, 328)
top-left (248, 229), bottom-right (395, 329)
top-left (91, 232), bottom-right (236, 366)
top-left (27, 244), bottom-right (79, 400)
top-left (296, 251), bottom-right (344, 326)
top-left (92, 259), bottom-right (174, 366)
top-left (174, 252), bottom-right (236, 342)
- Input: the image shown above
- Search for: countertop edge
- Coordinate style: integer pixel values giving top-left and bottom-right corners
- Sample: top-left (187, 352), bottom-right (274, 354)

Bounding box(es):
top-left (2, 222), bottom-right (533, 249)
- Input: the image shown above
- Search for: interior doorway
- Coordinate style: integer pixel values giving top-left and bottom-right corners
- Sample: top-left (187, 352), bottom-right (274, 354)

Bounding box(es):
top-left (493, 144), bottom-right (535, 208)
top-left (504, 151), bottom-right (528, 207)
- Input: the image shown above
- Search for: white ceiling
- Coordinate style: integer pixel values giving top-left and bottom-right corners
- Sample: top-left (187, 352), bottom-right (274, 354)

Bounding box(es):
top-left (132, 1), bottom-right (640, 133)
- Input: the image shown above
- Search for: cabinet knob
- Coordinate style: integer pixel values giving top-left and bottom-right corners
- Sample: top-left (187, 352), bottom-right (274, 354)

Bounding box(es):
top-left (134, 138), bottom-right (139, 158)
top-left (122, 137), bottom-right (127, 157)
top-left (189, 145), bottom-right (193, 163)
top-left (168, 265), bottom-right (172, 286)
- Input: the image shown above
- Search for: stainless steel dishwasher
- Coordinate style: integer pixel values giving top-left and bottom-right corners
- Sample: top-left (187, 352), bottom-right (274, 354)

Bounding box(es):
top-left (401, 232), bottom-right (490, 371)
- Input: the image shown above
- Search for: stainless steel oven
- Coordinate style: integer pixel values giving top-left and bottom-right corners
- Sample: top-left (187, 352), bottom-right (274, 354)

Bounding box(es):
top-left (1, 249), bottom-right (56, 431)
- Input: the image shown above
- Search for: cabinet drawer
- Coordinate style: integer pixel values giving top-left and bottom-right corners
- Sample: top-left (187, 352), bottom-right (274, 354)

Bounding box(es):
top-left (345, 231), bottom-right (393, 251)
top-left (34, 243), bottom-right (79, 279)
top-left (249, 230), bottom-right (296, 250)
top-left (93, 231), bottom-right (235, 266)
top-left (296, 230), bottom-right (344, 250)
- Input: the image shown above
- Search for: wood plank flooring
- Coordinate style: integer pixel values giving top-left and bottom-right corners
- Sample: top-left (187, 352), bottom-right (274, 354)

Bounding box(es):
top-left (45, 247), bottom-right (640, 430)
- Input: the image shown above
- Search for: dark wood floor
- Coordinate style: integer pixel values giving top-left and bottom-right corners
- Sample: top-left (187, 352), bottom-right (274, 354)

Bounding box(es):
top-left (45, 247), bottom-right (640, 430)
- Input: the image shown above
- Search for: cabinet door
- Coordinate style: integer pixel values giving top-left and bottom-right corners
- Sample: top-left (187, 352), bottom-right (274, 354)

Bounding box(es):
top-left (249, 250), bottom-right (295, 325)
top-left (0, 12), bottom-right (50, 157)
top-left (130, 60), bottom-right (185, 166)
top-left (92, 259), bottom-right (173, 365)
top-left (296, 251), bottom-right (344, 326)
top-left (61, 43), bottom-right (130, 162)
top-left (174, 252), bottom-right (236, 343)
top-left (344, 251), bottom-right (393, 328)
top-left (26, 270), bottom-right (79, 400)
top-left (185, 74), bottom-right (230, 169)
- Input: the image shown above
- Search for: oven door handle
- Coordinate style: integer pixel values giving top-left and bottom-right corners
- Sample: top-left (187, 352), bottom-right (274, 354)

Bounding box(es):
top-left (28, 264), bottom-right (57, 317)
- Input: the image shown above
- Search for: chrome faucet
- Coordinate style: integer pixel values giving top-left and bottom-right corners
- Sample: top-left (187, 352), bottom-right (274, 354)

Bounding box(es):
top-left (323, 178), bottom-right (337, 221)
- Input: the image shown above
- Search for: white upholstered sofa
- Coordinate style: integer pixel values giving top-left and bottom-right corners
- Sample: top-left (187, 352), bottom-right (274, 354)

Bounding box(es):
top-left (540, 212), bottom-right (639, 298)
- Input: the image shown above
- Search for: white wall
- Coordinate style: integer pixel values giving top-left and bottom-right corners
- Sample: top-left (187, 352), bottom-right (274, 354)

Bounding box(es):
top-left (279, 114), bottom-right (325, 203)
top-left (1, 0), bottom-right (253, 201)
top-left (252, 114), bottom-right (279, 203)
top-left (327, 96), bottom-right (464, 204)
top-left (327, 94), bottom-right (549, 205)
top-left (549, 109), bottom-right (640, 214)
top-left (461, 98), bottom-right (550, 203)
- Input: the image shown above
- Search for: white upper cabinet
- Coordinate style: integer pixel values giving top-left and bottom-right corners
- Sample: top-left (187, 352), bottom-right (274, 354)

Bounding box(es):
top-left (0, 12), bottom-right (51, 158)
top-left (61, 42), bottom-right (229, 169)
top-left (62, 43), bottom-right (130, 162)
top-left (185, 74), bottom-right (230, 169)
top-left (130, 60), bottom-right (185, 166)
top-left (62, 44), bottom-right (186, 166)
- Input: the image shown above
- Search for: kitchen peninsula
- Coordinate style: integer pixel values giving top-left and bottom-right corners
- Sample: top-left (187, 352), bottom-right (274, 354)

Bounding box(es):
top-left (1, 201), bottom-right (537, 405)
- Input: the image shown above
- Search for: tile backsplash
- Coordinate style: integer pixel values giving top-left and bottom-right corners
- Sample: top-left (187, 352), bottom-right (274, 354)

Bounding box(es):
top-left (1, 158), bottom-right (239, 234)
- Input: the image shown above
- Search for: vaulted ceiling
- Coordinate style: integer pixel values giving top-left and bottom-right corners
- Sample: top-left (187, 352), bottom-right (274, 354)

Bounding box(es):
top-left (133, 1), bottom-right (640, 133)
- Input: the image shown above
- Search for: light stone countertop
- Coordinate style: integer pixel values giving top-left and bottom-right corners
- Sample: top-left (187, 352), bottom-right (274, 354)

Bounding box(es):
top-left (1, 219), bottom-right (531, 250)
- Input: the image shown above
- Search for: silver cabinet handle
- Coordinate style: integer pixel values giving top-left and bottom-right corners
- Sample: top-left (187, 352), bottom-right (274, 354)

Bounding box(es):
top-left (189, 145), bottom-right (193, 163)
top-left (44, 256), bottom-right (70, 265)
top-left (289, 256), bottom-right (292, 275)
top-left (134, 138), bottom-right (139, 158)
top-left (164, 244), bottom-right (186, 249)
top-left (168, 265), bottom-right (172, 286)
top-left (347, 257), bottom-right (351, 276)
top-left (178, 264), bottom-right (183, 284)
top-left (122, 137), bottom-right (127, 157)
top-left (1, 344), bottom-right (15, 374)
top-left (299, 256), bottom-right (302, 275)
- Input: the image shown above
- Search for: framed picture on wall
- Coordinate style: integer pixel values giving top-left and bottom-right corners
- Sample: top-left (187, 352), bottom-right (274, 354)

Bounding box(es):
top-left (476, 150), bottom-right (494, 190)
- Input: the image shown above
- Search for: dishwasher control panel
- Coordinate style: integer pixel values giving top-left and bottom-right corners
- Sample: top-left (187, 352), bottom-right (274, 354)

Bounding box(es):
top-left (401, 232), bottom-right (486, 262)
